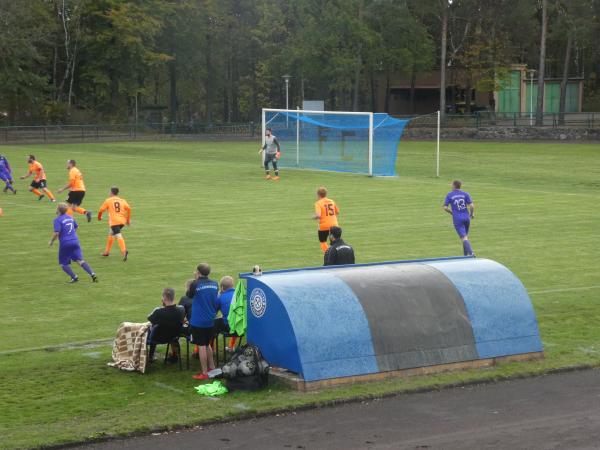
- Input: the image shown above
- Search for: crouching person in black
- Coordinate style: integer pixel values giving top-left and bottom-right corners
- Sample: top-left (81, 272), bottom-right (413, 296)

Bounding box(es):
top-left (147, 287), bottom-right (186, 362)
top-left (324, 226), bottom-right (355, 266)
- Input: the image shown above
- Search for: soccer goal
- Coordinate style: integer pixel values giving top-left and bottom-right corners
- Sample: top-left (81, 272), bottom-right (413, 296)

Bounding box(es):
top-left (262, 108), bottom-right (411, 177)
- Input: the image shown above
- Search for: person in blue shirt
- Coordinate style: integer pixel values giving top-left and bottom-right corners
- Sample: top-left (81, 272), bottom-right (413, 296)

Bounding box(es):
top-left (186, 262), bottom-right (218, 380)
top-left (443, 180), bottom-right (475, 256)
top-left (0, 154), bottom-right (16, 194)
top-left (214, 276), bottom-right (236, 350)
top-left (49, 203), bottom-right (98, 283)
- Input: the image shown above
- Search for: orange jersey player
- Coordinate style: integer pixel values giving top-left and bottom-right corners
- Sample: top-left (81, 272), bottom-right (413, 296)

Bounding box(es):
top-left (19, 154), bottom-right (56, 202)
top-left (312, 186), bottom-right (340, 253)
top-left (57, 159), bottom-right (92, 222)
top-left (98, 186), bottom-right (131, 261)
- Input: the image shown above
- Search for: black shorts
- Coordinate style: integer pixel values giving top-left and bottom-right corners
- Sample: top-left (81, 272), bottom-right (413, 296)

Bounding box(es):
top-left (67, 191), bottom-right (85, 206)
top-left (31, 180), bottom-right (47, 189)
top-left (191, 326), bottom-right (214, 346)
top-left (264, 153), bottom-right (278, 165)
top-left (214, 318), bottom-right (231, 335)
top-left (110, 225), bottom-right (124, 235)
top-left (318, 230), bottom-right (330, 243)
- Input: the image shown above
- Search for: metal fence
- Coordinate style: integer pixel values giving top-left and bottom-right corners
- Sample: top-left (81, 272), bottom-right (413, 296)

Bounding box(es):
top-left (404, 112), bottom-right (599, 129)
top-left (1, 113), bottom-right (598, 144)
top-left (0, 122), bottom-right (258, 144)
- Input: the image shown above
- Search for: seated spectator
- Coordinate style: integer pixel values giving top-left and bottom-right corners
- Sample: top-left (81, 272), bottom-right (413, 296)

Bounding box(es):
top-left (187, 263), bottom-right (219, 380)
top-left (324, 226), bottom-right (355, 266)
top-left (214, 276), bottom-right (238, 350)
top-left (178, 279), bottom-right (194, 321)
top-left (147, 287), bottom-right (186, 362)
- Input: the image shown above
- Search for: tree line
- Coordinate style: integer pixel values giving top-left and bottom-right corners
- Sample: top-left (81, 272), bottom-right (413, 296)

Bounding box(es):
top-left (0, 0), bottom-right (598, 125)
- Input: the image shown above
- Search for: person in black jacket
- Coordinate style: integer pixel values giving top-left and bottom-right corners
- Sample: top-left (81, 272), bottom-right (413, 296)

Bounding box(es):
top-left (324, 226), bottom-right (355, 266)
top-left (147, 288), bottom-right (186, 362)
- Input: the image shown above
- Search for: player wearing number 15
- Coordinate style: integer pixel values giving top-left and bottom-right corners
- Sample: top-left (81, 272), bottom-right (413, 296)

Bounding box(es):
top-left (313, 186), bottom-right (340, 253)
top-left (98, 187), bottom-right (131, 261)
top-left (443, 180), bottom-right (475, 257)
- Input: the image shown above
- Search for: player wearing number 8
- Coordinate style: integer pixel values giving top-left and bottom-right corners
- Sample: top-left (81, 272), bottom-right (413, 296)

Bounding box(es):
top-left (443, 180), bottom-right (475, 256)
top-left (313, 186), bottom-right (340, 253)
top-left (98, 187), bottom-right (132, 261)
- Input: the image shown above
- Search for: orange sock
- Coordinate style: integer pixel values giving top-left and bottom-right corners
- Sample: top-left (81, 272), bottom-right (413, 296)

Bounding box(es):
top-left (229, 336), bottom-right (238, 348)
top-left (105, 236), bottom-right (115, 254)
top-left (320, 242), bottom-right (329, 253)
top-left (45, 190), bottom-right (55, 200)
top-left (32, 189), bottom-right (42, 197)
top-left (116, 236), bottom-right (126, 254)
top-left (73, 206), bottom-right (86, 215)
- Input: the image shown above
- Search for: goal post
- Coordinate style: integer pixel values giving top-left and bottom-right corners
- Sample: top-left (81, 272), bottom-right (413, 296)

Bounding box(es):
top-left (262, 108), bottom-right (407, 177)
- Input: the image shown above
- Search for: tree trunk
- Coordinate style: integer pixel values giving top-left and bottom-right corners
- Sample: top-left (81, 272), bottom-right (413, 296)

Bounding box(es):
top-left (439, 2), bottom-right (448, 120)
top-left (384, 72), bottom-right (390, 114)
top-left (205, 33), bottom-right (213, 123)
top-left (352, 54), bottom-right (362, 112)
top-left (535, 0), bottom-right (547, 127)
top-left (465, 77), bottom-right (472, 115)
top-left (370, 70), bottom-right (377, 112)
top-left (558, 32), bottom-right (572, 126)
top-left (169, 57), bottom-right (178, 125)
top-left (410, 67), bottom-right (417, 114)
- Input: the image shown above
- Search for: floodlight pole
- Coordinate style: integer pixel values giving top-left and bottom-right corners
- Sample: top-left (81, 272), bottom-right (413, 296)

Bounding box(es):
top-left (282, 75), bottom-right (291, 127)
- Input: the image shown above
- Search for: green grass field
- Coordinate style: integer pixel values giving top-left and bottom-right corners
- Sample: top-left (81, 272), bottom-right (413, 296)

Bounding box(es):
top-left (1, 139), bottom-right (599, 449)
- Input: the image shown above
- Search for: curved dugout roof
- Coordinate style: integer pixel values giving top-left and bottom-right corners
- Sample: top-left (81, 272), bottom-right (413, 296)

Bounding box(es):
top-left (243, 257), bottom-right (543, 382)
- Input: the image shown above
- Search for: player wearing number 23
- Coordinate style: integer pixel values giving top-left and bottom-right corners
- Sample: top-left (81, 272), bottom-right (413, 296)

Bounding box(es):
top-left (443, 179), bottom-right (475, 256)
top-left (313, 186), bottom-right (340, 253)
top-left (98, 186), bottom-right (131, 261)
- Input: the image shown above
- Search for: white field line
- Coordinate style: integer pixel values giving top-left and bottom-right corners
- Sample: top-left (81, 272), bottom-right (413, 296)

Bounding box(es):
top-left (529, 285), bottom-right (600, 295)
top-left (144, 222), bottom-right (255, 241)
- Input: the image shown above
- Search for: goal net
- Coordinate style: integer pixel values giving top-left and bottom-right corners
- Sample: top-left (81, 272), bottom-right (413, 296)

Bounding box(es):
top-left (262, 108), bottom-right (410, 176)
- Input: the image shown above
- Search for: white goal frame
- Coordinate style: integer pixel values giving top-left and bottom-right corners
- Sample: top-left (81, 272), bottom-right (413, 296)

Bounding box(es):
top-left (262, 108), bottom-right (375, 176)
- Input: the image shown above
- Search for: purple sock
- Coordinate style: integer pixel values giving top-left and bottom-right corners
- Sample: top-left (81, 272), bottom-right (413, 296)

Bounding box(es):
top-left (61, 265), bottom-right (77, 280)
top-left (463, 240), bottom-right (473, 256)
top-left (80, 262), bottom-right (94, 276)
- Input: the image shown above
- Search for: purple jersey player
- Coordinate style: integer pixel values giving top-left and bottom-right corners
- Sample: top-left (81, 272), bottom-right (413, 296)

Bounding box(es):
top-left (443, 180), bottom-right (475, 256)
top-left (49, 203), bottom-right (98, 283)
top-left (0, 154), bottom-right (16, 194)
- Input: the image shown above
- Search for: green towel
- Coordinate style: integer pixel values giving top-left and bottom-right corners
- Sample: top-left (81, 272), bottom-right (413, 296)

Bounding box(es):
top-left (194, 380), bottom-right (228, 396)
top-left (227, 280), bottom-right (247, 336)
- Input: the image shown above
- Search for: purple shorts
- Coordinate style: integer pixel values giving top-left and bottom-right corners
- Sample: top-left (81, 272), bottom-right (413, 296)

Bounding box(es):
top-left (58, 241), bottom-right (83, 265)
top-left (0, 171), bottom-right (12, 182)
top-left (453, 217), bottom-right (470, 238)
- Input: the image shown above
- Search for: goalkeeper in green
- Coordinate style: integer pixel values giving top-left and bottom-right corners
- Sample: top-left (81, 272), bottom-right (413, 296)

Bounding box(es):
top-left (259, 128), bottom-right (281, 180)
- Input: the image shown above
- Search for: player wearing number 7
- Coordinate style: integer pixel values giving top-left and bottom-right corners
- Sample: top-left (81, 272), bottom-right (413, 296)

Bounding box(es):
top-left (443, 179), bottom-right (475, 256)
top-left (313, 186), bottom-right (340, 253)
top-left (98, 186), bottom-right (131, 261)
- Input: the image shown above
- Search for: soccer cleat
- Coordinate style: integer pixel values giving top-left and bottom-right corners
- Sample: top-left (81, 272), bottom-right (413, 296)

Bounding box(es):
top-left (50, 198), bottom-right (56, 203)
top-left (91, 274), bottom-right (98, 282)
top-left (273, 176), bottom-right (280, 181)
top-left (264, 175), bottom-right (271, 180)
top-left (101, 252), bottom-right (110, 257)
top-left (192, 373), bottom-right (209, 380)
top-left (123, 250), bottom-right (129, 262)
top-left (38, 194), bottom-right (45, 201)
top-left (68, 277), bottom-right (79, 283)
top-left (85, 211), bottom-right (92, 222)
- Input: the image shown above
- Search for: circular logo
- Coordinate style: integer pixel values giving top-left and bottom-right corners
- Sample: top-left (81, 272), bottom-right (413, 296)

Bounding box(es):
top-left (250, 288), bottom-right (267, 318)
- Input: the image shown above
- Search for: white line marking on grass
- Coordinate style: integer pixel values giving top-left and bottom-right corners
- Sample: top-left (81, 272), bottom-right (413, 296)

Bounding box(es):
top-left (529, 285), bottom-right (600, 295)
top-left (145, 223), bottom-right (255, 241)
top-left (0, 338), bottom-right (113, 355)
top-left (154, 382), bottom-right (185, 394)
